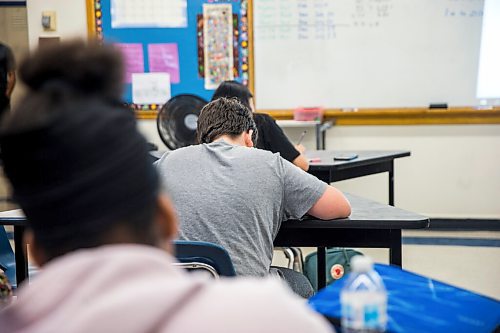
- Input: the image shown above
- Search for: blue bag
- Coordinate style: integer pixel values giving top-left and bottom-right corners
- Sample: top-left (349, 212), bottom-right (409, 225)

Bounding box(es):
top-left (309, 264), bottom-right (500, 333)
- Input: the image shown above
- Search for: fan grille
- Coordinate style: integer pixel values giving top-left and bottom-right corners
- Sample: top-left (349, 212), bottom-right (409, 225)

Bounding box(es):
top-left (157, 94), bottom-right (207, 150)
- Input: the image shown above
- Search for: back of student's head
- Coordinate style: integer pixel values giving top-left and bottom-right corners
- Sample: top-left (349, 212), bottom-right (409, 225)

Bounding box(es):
top-left (0, 40), bottom-right (168, 262)
top-left (197, 97), bottom-right (257, 144)
top-left (211, 80), bottom-right (253, 110)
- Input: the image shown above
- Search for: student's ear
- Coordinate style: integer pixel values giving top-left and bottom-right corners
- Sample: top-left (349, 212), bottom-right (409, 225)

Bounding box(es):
top-left (6, 71), bottom-right (16, 98)
top-left (25, 229), bottom-right (47, 267)
top-left (155, 194), bottom-right (178, 253)
top-left (244, 130), bottom-right (254, 148)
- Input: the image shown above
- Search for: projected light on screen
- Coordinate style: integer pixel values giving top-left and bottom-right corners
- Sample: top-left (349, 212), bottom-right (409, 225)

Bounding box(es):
top-left (476, 0), bottom-right (500, 101)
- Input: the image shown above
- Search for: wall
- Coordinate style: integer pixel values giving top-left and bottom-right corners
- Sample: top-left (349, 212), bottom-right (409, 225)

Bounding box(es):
top-left (25, 0), bottom-right (88, 49)
top-left (24, 1), bottom-right (500, 220)
top-left (143, 120), bottom-right (500, 219)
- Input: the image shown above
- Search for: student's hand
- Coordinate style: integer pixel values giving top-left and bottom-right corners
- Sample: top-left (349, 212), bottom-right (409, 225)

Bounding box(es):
top-left (294, 144), bottom-right (306, 154)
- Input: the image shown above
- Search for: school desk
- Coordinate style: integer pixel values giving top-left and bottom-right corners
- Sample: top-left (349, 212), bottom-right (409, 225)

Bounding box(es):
top-left (276, 193), bottom-right (429, 289)
top-left (306, 150), bottom-right (411, 205)
top-left (0, 193), bottom-right (428, 287)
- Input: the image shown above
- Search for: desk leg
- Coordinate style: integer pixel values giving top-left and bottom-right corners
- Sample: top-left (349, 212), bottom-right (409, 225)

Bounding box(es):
top-left (315, 125), bottom-right (322, 150)
top-left (321, 129), bottom-right (326, 150)
top-left (317, 247), bottom-right (327, 289)
top-left (13, 226), bottom-right (28, 285)
top-left (389, 229), bottom-right (402, 267)
top-left (388, 161), bottom-right (394, 206)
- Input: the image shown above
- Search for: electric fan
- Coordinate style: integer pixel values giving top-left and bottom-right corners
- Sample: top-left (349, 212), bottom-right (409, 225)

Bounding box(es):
top-left (156, 94), bottom-right (207, 150)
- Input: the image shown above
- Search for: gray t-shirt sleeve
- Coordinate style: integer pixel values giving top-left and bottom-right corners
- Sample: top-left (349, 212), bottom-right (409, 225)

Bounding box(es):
top-left (154, 151), bottom-right (171, 191)
top-left (280, 157), bottom-right (328, 220)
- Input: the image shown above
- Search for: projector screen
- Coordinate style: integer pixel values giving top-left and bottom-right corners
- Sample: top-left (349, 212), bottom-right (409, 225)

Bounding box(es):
top-left (476, 0), bottom-right (500, 101)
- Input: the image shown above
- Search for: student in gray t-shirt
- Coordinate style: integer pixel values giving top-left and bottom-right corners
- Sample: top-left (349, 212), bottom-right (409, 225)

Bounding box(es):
top-left (156, 97), bottom-right (351, 278)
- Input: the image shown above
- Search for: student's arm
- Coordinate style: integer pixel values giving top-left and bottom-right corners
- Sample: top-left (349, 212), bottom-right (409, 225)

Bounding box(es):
top-left (307, 185), bottom-right (351, 220)
top-left (282, 157), bottom-right (350, 220)
top-left (291, 152), bottom-right (309, 171)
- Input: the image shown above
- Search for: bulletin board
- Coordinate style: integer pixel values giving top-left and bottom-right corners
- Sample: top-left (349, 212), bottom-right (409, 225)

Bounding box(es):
top-left (87, 0), bottom-right (500, 124)
top-left (87, 0), bottom-right (251, 112)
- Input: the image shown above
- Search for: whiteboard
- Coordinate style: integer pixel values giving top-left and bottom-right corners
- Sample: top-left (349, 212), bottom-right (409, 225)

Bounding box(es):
top-left (253, 0), bottom-right (485, 109)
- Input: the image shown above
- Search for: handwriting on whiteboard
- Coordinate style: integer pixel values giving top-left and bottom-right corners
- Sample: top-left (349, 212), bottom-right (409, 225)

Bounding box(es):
top-left (254, 0), bottom-right (396, 41)
top-left (255, 0), bottom-right (483, 42)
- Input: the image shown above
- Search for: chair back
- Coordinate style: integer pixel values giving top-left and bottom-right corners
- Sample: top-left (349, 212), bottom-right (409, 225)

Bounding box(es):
top-left (174, 240), bottom-right (236, 278)
top-left (0, 227), bottom-right (15, 287)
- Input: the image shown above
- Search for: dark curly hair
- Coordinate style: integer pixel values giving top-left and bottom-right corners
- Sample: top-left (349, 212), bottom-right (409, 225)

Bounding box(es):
top-left (1, 39), bottom-right (127, 134)
top-left (0, 40), bottom-right (160, 261)
top-left (197, 97), bottom-right (257, 145)
top-left (19, 39), bottom-right (123, 99)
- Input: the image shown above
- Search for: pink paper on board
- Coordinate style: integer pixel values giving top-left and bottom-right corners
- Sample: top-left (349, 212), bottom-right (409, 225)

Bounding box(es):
top-left (148, 44), bottom-right (180, 83)
top-left (115, 43), bottom-right (144, 83)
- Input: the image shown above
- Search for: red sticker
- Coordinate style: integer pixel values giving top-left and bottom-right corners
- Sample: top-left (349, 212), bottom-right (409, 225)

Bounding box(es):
top-left (330, 264), bottom-right (345, 280)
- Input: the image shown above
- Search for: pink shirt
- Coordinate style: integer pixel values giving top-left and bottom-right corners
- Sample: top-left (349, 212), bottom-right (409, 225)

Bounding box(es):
top-left (0, 244), bottom-right (333, 333)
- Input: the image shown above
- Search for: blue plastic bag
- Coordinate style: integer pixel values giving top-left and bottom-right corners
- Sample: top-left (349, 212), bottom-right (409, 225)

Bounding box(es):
top-left (309, 264), bottom-right (500, 333)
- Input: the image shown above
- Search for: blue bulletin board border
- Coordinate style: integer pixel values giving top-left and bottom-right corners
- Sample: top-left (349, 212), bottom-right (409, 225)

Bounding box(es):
top-left (88, 0), bottom-right (251, 113)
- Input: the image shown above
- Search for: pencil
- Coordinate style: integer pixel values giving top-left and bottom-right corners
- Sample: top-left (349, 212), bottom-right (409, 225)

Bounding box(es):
top-left (297, 130), bottom-right (307, 145)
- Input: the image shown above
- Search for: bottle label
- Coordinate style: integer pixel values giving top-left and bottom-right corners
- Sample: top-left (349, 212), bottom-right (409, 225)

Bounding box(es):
top-left (341, 292), bottom-right (387, 331)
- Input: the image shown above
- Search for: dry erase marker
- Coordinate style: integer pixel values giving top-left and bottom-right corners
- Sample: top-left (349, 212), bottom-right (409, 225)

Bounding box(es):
top-left (297, 130), bottom-right (307, 145)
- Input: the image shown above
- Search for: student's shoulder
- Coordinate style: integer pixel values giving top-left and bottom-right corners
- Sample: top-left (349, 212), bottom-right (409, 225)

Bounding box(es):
top-left (200, 278), bottom-right (333, 332)
top-left (254, 113), bottom-right (279, 130)
top-left (156, 145), bottom-right (202, 163)
top-left (245, 145), bottom-right (285, 165)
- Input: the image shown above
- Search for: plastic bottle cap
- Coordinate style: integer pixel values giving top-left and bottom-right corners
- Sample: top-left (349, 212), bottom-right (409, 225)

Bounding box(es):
top-left (350, 255), bottom-right (373, 273)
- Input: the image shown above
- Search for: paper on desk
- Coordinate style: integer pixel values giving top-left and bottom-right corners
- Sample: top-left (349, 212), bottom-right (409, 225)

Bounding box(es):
top-left (132, 72), bottom-right (171, 105)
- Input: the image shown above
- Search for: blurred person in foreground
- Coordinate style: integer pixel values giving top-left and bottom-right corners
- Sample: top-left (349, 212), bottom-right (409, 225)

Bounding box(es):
top-left (0, 42), bottom-right (16, 114)
top-left (0, 42), bottom-right (16, 303)
top-left (0, 40), bottom-right (333, 333)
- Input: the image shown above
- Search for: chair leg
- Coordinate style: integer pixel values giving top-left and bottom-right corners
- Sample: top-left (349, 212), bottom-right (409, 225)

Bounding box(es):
top-left (281, 247), bottom-right (295, 269)
top-left (290, 247), bottom-right (304, 272)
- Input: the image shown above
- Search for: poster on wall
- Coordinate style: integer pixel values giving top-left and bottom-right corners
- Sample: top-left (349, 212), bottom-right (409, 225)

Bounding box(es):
top-left (132, 72), bottom-right (171, 105)
top-left (148, 43), bottom-right (180, 84)
top-left (203, 4), bottom-right (234, 90)
top-left (114, 43), bottom-right (144, 83)
top-left (111, 0), bottom-right (187, 28)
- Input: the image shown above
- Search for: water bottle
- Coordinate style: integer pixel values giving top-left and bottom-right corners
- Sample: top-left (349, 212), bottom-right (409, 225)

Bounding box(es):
top-left (340, 256), bottom-right (387, 333)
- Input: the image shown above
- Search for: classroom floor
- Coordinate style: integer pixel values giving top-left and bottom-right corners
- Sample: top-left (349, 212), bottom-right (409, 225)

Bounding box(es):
top-left (272, 230), bottom-right (500, 300)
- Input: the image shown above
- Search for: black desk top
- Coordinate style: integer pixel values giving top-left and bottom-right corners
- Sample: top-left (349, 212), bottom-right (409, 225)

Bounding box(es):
top-left (0, 194), bottom-right (428, 230)
top-left (285, 193), bottom-right (429, 230)
top-left (306, 150), bottom-right (410, 170)
top-left (0, 209), bottom-right (25, 227)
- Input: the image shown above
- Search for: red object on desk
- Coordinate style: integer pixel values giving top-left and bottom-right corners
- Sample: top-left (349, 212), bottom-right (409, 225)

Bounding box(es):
top-left (294, 107), bottom-right (324, 121)
top-left (309, 157), bottom-right (322, 163)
